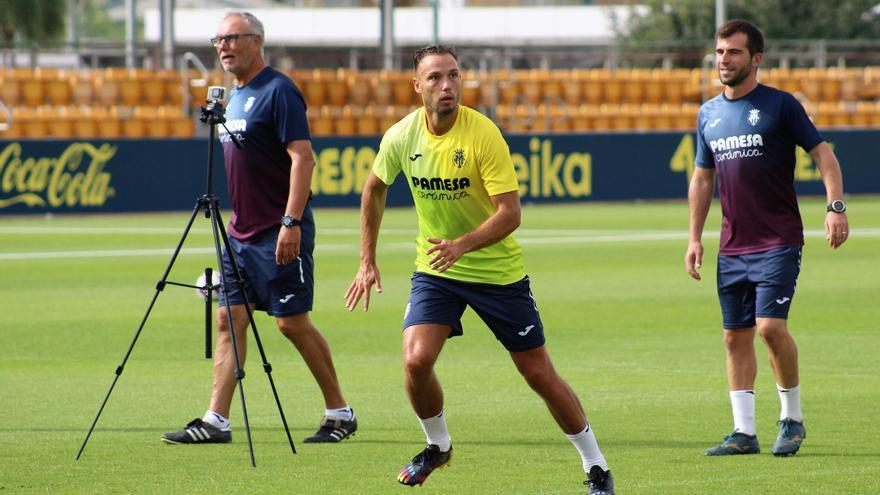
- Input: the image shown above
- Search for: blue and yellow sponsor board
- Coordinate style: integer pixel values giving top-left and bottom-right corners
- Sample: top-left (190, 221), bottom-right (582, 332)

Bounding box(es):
top-left (1, 130), bottom-right (875, 214)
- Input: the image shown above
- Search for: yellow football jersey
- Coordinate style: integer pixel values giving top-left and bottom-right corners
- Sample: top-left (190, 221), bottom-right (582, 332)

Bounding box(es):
top-left (373, 106), bottom-right (525, 285)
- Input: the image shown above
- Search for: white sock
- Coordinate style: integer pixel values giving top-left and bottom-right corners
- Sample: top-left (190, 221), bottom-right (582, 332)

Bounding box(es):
top-left (418, 411), bottom-right (451, 452)
top-left (326, 406), bottom-right (354, 422)
top-left (729, 390), bottom-right (756, 436)
top-left (203, 411), bottom-right (230, 430)
top-left (566, 424), bottom-right (608, 473)
top-left (777, 384), bottom-right (803, 422)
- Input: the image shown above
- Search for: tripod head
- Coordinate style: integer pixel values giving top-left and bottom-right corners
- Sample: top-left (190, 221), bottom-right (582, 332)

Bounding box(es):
top-left (200, 86), bottom-right (228, 125)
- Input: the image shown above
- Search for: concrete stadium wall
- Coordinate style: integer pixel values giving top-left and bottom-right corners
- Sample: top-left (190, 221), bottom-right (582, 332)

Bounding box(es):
top-left (0, 130), bottom-right (876, 214)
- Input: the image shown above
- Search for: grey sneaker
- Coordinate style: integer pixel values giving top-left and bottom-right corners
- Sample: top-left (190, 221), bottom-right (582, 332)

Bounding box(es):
top-left (772, 418), bottom-right (806, 456)
top-left (304, 414), bottom-right (357, 443)
top-left (161, 418), bottom-right (231, 444)
top-left (584, 465), bottom-right (614, 495)
top-left (704, 431), bottom-right (760, 455)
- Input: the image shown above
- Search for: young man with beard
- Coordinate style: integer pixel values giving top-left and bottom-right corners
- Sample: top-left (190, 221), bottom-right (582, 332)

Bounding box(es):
top-left (687, 19), bottom-right (848, 457)
top-left (345, 45), bottom-right (614, 494)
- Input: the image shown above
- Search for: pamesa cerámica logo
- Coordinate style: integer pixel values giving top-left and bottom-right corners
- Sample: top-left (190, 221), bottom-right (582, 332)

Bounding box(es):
top-left (0, 142), bottom-right (117, 209)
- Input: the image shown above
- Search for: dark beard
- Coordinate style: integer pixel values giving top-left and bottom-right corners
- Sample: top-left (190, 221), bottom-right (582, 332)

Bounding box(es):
top-left (719, 65), bottom-right (751, 88)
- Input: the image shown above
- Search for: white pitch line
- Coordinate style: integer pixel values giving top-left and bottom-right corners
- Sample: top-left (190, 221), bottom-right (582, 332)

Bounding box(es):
top-left (0, 226), bottom-right (414, 235)
top-left (1, 229), bottom-right (878, 261)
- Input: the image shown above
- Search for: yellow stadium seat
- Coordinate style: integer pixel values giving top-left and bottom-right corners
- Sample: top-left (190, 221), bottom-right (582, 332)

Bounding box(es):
top-left (22, 79), bottom-right (46, 106)
top-left (621, 69), bottom-right (643, 104)
top-left (584, 71), bottom-right (605, 105)
top-left (373, 80), bottom-right (393, 106)
top-left (460, 80), bottom-right (480, 108)
top-left (589, 105), bottom-right (610, 132)
top-left (348, 75), bottom-right (371, 106)
top-left (72, 107), bottom-right (99, 138)
top-left (96, 77), bottom-right (121, 106)
top-left (310, 115), bottom-right (333, 136)
top-left (334, 117), bottom-right (356, 136)
top-left (46, 74), bottom-right (73, 106)
top-left (393, 77), bottom-right (418, 107)
top-left (169, 117), bottom-right (195, 138)
top-left (93, 108), bottom-right (122, 138)
top-left (356, 115), bottom-right (379, 136)
top-left (562, 76), bottom-right (582, 106)
top-left (0, 77), bottom-right (22, 106)
top-left (302, 80), bottom-right (326, 107)
top-left (520, 79), bottom-right (542, 106)
top-left (325, 77), bottom-right (348, 106)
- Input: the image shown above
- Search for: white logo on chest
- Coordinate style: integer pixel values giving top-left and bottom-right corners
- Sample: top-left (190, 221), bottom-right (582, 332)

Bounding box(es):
top-left (748, 109), bottom-right (760, 126)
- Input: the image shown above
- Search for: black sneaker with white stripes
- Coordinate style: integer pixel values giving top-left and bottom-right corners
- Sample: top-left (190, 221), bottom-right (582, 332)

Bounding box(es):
top-left (161, 418), bottom-right (231, 444)
top-left (303, 414), bottom-right (357, 443)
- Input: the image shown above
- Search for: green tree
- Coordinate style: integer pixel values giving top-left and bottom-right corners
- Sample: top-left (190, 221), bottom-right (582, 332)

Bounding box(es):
top-left (0, 0), bottom-right (66, 46)
top-left (618, 0), bottom-right (880, 42)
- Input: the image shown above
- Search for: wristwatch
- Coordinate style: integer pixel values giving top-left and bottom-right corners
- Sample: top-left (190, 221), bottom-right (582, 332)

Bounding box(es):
top-left (281, 214), bottom-right (302, 228)
top-left (827, 200), bottom-right (846, 213)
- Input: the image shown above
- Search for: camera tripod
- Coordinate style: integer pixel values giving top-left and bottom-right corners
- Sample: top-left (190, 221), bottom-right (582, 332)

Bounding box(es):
top-left (76, 99), bottom-right (296, 467)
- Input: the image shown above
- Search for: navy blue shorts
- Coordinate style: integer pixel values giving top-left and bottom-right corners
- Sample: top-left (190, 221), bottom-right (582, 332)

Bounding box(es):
top-left (219, 208), bottom-right (315, 317)
top-left (717, 246), bottom-right (802, 329)
top-left (403, 272), bottom-right (545, 352)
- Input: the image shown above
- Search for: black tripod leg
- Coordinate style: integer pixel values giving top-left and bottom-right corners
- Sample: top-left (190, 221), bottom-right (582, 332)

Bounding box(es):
top-left (213, 206), bottom-right (297, 455)
top-left (209, 205), bottom-right (256, 467)
top-left (77, 202), bottom-right (204, 460)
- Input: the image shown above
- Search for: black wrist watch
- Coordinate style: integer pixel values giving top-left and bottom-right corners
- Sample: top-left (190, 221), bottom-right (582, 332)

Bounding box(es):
top-left (281, 214), bottom-right (302, 228)
top-left (827, 200), bottom-right (846, 213)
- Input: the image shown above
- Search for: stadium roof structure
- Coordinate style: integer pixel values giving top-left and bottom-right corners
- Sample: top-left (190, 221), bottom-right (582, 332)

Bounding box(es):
top-left (144, 5), bottom-right (646, 48)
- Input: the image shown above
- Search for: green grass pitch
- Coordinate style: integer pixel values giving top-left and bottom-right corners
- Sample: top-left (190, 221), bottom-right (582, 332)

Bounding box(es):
top-left (1, 197), bottom-right (878, 494)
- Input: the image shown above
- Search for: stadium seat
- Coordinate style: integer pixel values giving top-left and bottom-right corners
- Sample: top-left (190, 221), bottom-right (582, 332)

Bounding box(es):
top-left (141, 74), bottom-right (167, 107)
top-left (372, 72), bottom-right (394, 106)
top-left (310, 115), bottom-right (333, 136)
top-left (348, 74), bottom-right (371, 106)
top-left (850, 102), bottom-right (873, 128)
top-left (302, 79), bottom-right (326, 107)
top-left (377, 105), bottom-right (399, 133)
top-left (562, 71), bottom-right (583, 106)
top-left (22, 78), bottom-right (46, 107)
top-left (819, 69), bottom-right (842, 103)
top-left (134, 106), bottom-right (170, 138)
top-left (72, 106), bottom-right (99, 138)
top-left (14, 106), bottom-right (49, 138)
top-left (94, 108), bottom-right (122, 138)
top-left (169, 116), bottom-right (195, 138)
top-left (331, 105), bottom-right (357, 136)
top-left (609, 103), bottom-right (636, 131)
top-left (325, 72), bottom-right (349, 106)
top-left (621, 69), bottom-right (643, 104)
top-left (390, 70), bottom-right (417, 106)
top-left (39, 105), bottom-right (74, 139)
top-left (70, 71), bottom-right (95, 106)
top-left (519, 72), bottom-right (543, 106)
top-left (45, 70), bottom-right (73, 106)
top-left (461, 79), bottom-right (480, 108)
top-left (95, 77), bottom-right (121, 106)
top-left (654, 104), bottom-right (678, 131)
top-left (497, 78), bottom-right (518, 105)
top-left (0, 76), bottom-right (22, 106)
top-left (583, 70), bottom-right (605, 105)
top-left (589, 105), bottom-right (611, 132)
top-left (356, 114), bottom-right (380, 136)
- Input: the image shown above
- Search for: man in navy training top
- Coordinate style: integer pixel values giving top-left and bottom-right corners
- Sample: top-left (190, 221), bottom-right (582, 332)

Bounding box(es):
top-left (686, 19), bottom-right (849, 457)
top-left (162, 10), bottom-right (356, 445)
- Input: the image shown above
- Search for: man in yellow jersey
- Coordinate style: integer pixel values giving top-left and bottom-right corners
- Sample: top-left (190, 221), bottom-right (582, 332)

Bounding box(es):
top-left (345, 45), bottom-right (614, 495)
